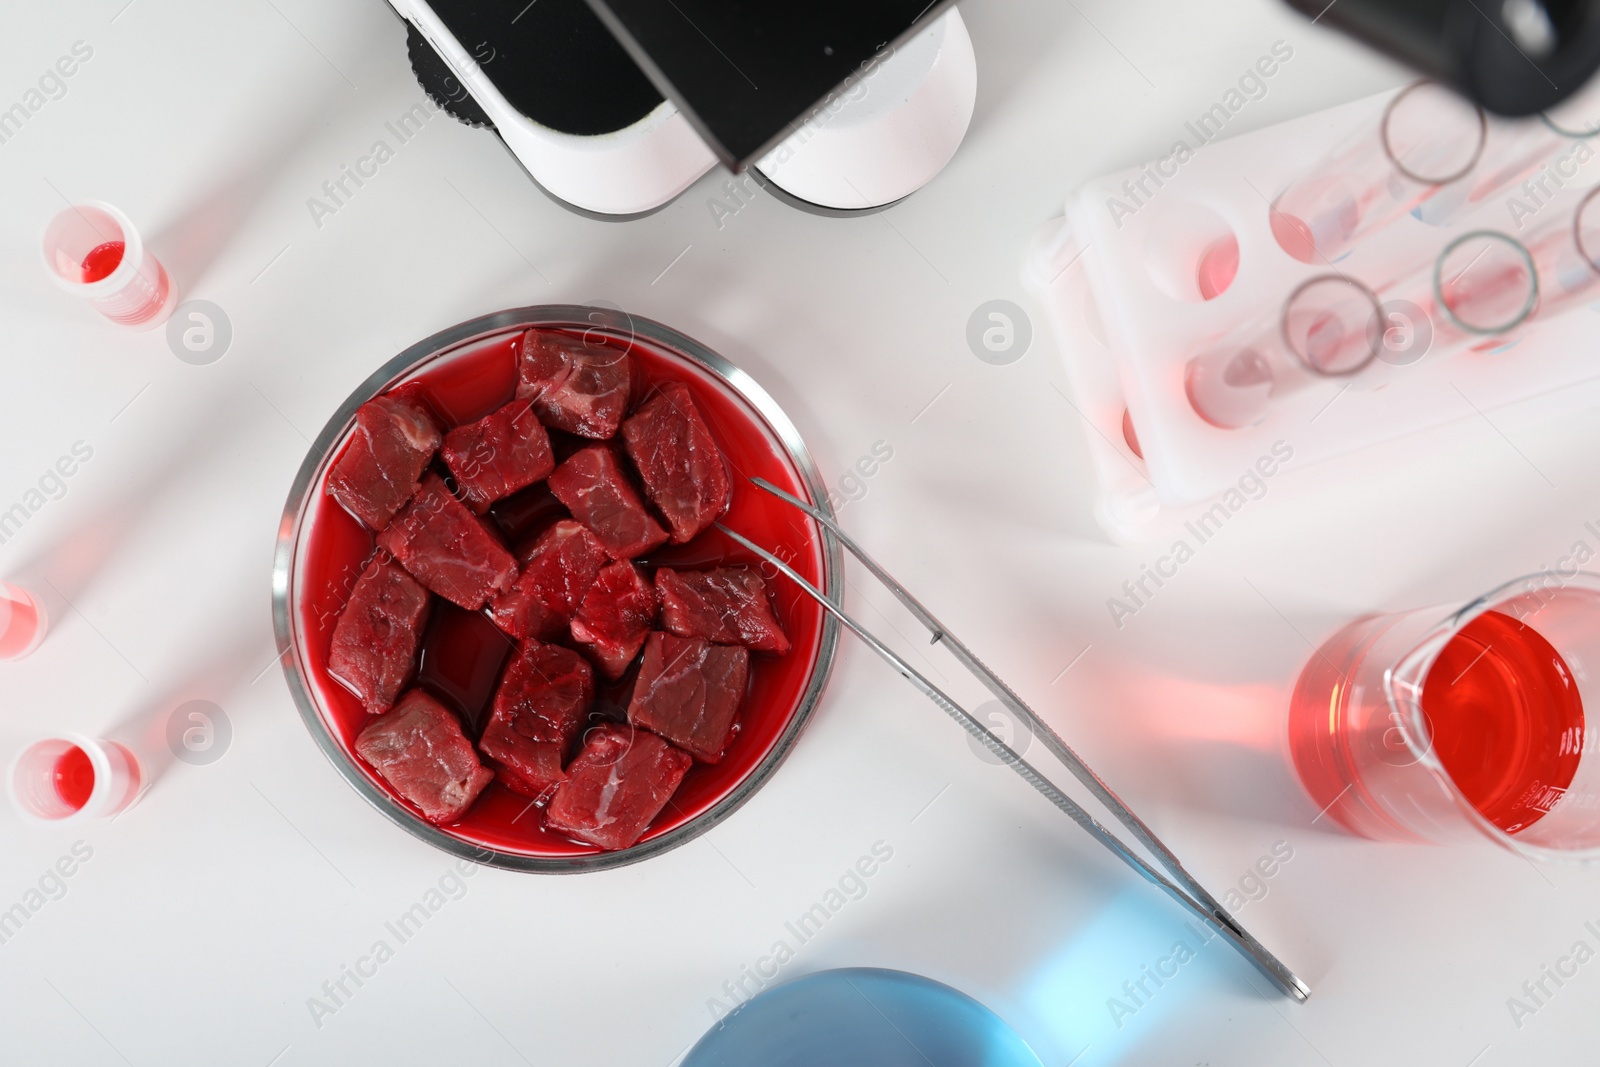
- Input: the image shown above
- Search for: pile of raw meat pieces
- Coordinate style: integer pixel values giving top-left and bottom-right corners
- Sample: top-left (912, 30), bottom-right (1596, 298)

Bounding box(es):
top-left (323, 329), bottom-right (791, 851)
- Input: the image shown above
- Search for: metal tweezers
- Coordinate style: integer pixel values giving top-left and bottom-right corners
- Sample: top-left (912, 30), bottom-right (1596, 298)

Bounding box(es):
top-left (718, 478), bottom-right (1310, 1002)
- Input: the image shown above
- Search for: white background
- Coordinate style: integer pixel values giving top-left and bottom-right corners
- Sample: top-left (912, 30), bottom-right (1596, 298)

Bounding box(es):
top-left (1, 1), bottom-right (1596, 1064)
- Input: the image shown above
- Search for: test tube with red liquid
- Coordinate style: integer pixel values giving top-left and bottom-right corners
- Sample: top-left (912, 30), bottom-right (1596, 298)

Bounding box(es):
top-left (0, 581), bottom-right (47, 659)
top-left (9, 735), bottom-right (141, 823)
top-left (1512, 183), bottom-right (1600, 323)
top-left (1184, 274), bottom-right (1381, 428)
top-left (1288, 574), bottom-right (1600, 860)
top-left (42, 201), bottom-right (175, 329)
top-left (1365, 187), bottom-right (1600, 354)
top-left (1444, 78), bottom-right (1600, 220)
top-left (1270, 81), bottom-right (1486, 265)
top-left (1182, 199), bottom-right (1600, 430)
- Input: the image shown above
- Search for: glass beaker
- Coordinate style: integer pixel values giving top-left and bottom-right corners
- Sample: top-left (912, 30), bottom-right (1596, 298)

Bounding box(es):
top-left (1289, 573), bottom-right (1600, 862)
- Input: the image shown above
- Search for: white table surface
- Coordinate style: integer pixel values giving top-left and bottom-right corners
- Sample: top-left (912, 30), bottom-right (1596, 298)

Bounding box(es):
top-left (3, 1), bottom-right (1595, 1064)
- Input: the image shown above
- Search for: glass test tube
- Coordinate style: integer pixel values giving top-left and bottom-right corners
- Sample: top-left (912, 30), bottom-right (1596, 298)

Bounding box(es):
top-left (1186, 221), bottom-right (1560, 430)
top-left (1379, 187), bottom-right (1600, 351)
top-left (1387, 230), bottom-right (1541, 348)
top-left (1192, 200), bottom-right (1600, 431)
top-left (1461, 78), bottom-right (1600, 211)
top-left (1271, 81), bottom-right (1486, 264)
top-left (1517, 184), bottom-right (1600, 321)
top-left (1185, 274), bottom-right (1382, 428)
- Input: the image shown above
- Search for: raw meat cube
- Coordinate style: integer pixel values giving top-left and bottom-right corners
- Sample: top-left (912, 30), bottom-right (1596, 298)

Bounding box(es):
top-left (378, 474), bottom-right (517, 610)
top-left (514, 329), bottom-right (632, 439)
top-left (489, 520), bottom-right (610, 641)
top-left (478, 641), bottom-right (595, 799)
top-left (327, 392), bottom-right (442, 530)
top-left (570, 562), bottom-right (659, 678)
top-left (440, 398), bottom-right (555, 513)
top-left (355, 689), bottom-right (493, 824)
top-left (516, 520), bottom-right (610, 610)
top-left (545, 725), bottom-right (692, 850)
top-left (627, 633), bottom-right (749, 763)
top-left (620, 382), bottom-right (730, 543)
top-left (547, 446), bottom-right (668, 560)
top-left (488, 580), bottom-right (561, 644)
top-left (328, 553), bottom-right (431, 714)
top-left (414, 602), bottom-right (517, 738)
top-left (655, 567), bottom-right (791, 654)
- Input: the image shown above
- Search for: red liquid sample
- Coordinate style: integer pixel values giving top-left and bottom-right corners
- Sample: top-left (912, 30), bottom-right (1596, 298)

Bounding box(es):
top-left (81, 241), bottom-right (125, 283)
top-left (0, 593), bottom-right (40, 659)
top-left (296, 328), bottom-right (827, 855)
top-left (1421, 610), bottom-right (1584, 834)
top-left (1269, 210), bottom-right (1317, 265)
top-left (1195, 234), bottom-right (1238, 300)
top-left (1439, 253), bottom-right (1534, 333)
top-left (53, 746), bottom-right (95, 811)
top-left (488, 482), bottom-right (568, 547)
top-left (415, 602), bottom-right (516, 739)
top-left (1120, 407), bottom-right (1142, 459)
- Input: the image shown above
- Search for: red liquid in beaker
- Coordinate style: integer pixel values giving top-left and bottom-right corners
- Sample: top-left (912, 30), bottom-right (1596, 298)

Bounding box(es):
top-left (53, 745), bottom-right (95, 811)
top-left (1421, 610), bottom-right (1584, 834)
top-left (81, 241), bottom-right (125, 283)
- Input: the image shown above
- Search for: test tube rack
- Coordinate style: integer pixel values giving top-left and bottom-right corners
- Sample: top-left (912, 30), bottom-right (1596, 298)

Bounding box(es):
top-left (1025, 89), bottom-right (1600, 544)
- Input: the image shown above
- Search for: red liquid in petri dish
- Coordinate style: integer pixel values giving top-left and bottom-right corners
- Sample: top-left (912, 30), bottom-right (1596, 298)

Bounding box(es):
top-left (53, 746), bottom-right (96, 811)
top-left (294, 328), bottom-right (828, 856)
top-left (415, 602), bottom-right (517, 739)
top-left (1420, 610), bottom-right (1584, 834)
top-left (81, 241), bottom-right (125, 283)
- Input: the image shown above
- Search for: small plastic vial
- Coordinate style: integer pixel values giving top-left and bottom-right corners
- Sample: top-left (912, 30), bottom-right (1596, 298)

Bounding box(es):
top-left (0, 582), bottom-right (47, 659)
top-left (10, 736), bottom-right (142, 823)
top-left (42, 201), bottom-right (175, 329)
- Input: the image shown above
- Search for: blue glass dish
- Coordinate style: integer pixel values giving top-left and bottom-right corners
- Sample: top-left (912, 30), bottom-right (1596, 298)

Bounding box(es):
top-left (683, 968), bottom-right (1042, 1067)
